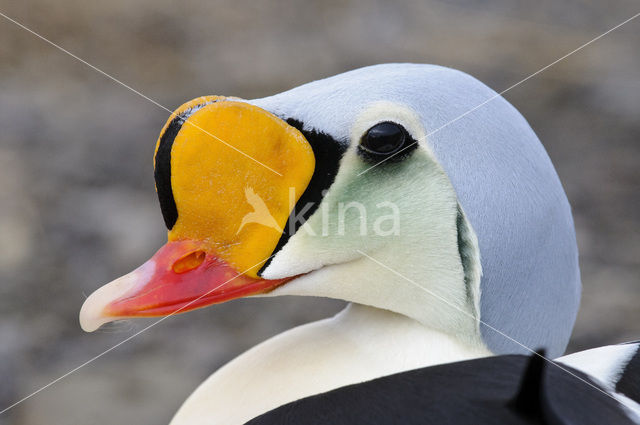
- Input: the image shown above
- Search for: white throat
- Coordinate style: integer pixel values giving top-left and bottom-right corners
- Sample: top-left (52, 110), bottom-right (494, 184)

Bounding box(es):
top-left (170, 303), bottom-right (491, 425)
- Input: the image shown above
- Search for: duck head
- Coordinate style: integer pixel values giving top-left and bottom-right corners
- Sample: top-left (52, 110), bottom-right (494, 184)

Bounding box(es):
top-left (80, 64), bottom-right (581, 358)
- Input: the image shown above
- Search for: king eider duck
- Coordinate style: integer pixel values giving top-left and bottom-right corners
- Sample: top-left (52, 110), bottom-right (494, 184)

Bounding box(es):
top-left (78, 64), bottom-right (639, 424)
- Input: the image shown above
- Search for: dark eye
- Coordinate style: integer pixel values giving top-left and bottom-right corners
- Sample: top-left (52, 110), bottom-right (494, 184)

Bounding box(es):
top-left (360, 122), bottom-right (406, 154)
top-left (358, 122), bottom-right (416, 163)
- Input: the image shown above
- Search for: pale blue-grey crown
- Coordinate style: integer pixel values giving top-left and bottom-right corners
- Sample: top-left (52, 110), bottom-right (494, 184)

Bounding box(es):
top-left (250, 63), bottom-right (581, 358)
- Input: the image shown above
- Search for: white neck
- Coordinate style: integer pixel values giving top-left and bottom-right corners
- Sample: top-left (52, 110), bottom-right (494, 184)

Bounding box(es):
top-left (170, 303), bottom-right (492, 425)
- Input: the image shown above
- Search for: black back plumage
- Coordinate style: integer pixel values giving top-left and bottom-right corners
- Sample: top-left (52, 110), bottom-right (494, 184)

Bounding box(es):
top-left (245, 352), bottom-right (637, 425)
top-left (616, 343), bottom-right (640, 406)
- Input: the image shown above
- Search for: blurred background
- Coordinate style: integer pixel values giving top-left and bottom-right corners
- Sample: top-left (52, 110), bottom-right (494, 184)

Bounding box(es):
top-left (0, 0), bottom-right (638, 423)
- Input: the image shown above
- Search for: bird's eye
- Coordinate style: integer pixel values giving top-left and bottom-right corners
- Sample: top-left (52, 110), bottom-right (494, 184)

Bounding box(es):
top-left (360, 122), bottom-right (406, 154)
top-left (358, 122), bottom-right (416, 163)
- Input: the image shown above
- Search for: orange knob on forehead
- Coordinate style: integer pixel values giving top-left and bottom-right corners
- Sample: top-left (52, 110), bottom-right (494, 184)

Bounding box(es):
top-left (154, 99), bottom-right (316, 278)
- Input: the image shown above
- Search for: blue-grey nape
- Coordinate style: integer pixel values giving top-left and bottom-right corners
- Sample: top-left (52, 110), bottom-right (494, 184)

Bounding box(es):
top-left (251, 63), bottom-right (581, 358)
